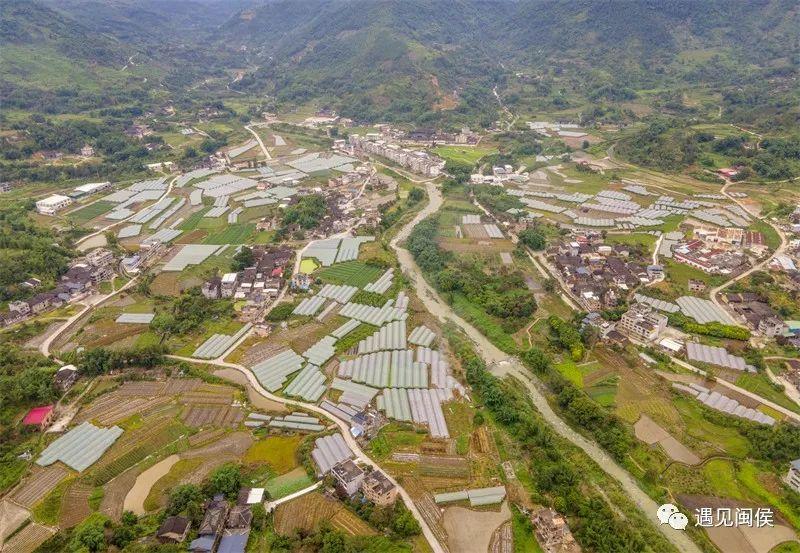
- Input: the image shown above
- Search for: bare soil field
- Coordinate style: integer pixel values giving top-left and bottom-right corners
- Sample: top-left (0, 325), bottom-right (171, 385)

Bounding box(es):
top-left (0, 499), bottom-right (30, 544)
top-left (634, 415), bottom-right (701, 465)
top-left (10, 465), bottom-right (70, 508)
top-left (123, 454), bottom-right (180, 515)
top-left (442, 501), bottom-right (511, 553)
top-left (214, 368), bottom-right (287, 412)
top-left (2, 522), bottom-right (56, 553)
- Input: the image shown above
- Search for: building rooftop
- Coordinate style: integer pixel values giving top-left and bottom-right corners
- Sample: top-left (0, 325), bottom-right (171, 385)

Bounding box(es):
top-left (23, 405), bottom-right (54, 425)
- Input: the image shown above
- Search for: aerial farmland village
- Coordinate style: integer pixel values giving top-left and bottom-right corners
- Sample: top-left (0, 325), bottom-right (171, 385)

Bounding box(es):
top-left (2, 1), bottom-right (800, 553)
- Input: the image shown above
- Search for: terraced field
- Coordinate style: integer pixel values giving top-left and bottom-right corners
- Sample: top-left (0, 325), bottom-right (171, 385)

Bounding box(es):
top-left (2, 522), bottom-right (56, 553)
top-left (11, 465), bottom-right (70, 508)
top-left (274, 492), bottom-right (375, 536)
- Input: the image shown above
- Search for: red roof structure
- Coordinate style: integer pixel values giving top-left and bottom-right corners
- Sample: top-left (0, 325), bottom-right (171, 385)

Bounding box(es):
top-left (271, 267), bottom-right (283, 278)
top-left (23, 405), bottom-right (54, 426)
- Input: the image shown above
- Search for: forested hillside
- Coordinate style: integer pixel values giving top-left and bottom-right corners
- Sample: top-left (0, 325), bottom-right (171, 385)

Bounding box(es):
top-left (2, 0), bottom-right (799, 128)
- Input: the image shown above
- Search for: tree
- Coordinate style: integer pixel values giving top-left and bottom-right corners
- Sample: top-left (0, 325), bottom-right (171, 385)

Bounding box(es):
top-left (407, 187), bottom-right (425, 203)
top-left (69, 516), bottom-right (108, 552)
top-left (390, 505), bottom-right (421, 537)
top-left (207, 463), bottom-right (241, 499)
top-left (232, 246), bottom-right (254, 271)
top-left (251, 502), bottom-right (266, 530)
top-left (166, 484), bottom-right (202, 515)
top-left (519, 227), bottom-right (546, 250)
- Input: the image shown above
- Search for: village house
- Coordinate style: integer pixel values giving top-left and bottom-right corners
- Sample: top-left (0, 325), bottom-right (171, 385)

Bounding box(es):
top-left (361, 470), bottom-right (398, 507)
top-left (35, 194), bottom-right (73, 215)
top-left (617, 304), bottom-right (667, 342)
top-left (331, 459), bottom-right (365, 498)
top-left (22, 405), bottom-right (55, 431)
top-left (54, 365), bottom-right (79, 391)
top-left (190, 495), bottom-right (229, 552)
top-left (530, 507), bottom-right (580, 553)
top-left (673, 240), bottom-right (748, 275)
top-left (156, 516), bottom-right (191, 544)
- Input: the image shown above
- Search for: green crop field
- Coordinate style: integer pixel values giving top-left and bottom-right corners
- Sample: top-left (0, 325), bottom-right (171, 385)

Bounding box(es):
top-left (264, 467), bottom-right (313, 499)
top-left (316, 261), bottom-right (385, 288)
top-left (202, 223), bottom-right (255, 245)
top-left (68, 201), bottom-right (115, 222)
top-left (244, 436), bottom-right (300, 474)
top-left (179, 207), bottom-right (211, 231)
top-left (432, 145), bottom-right (496, 166)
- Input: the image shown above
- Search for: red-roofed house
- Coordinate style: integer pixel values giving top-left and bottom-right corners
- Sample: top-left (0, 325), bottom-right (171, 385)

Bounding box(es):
top-left (23, 405), bottom-right (55, 430)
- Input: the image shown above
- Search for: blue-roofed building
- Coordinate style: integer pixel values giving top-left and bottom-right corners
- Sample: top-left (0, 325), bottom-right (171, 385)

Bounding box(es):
top-left (217, 533), bottom-right (249, 553)
top-left (189, 535), bottom-right (215, 553)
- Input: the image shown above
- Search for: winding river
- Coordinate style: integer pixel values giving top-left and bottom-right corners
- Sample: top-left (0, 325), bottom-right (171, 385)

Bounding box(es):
top-left (390, 182), bottom-right (701, 553)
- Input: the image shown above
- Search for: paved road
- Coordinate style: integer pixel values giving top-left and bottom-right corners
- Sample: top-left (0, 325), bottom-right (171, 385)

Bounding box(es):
top-left (390, 182), bottom-right (701, 553)
top-left (708, 180), bottom-right (787, 312)
top-left (167, 354), bottom-right (446, 553)
top-left (39, 276), bottom-right (141, 361)
top-left (245, 123), bottom-right (272, 161)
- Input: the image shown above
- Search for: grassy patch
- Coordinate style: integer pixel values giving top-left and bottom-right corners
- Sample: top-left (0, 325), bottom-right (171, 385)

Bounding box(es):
top-left (32, 478), bottom-right (73, 525)
top-left (264, 467), bottom-right (313, 499)
top-left (300, 258), bottom-right (319, 274)
top-left (511, 506), bottom-right (543, 553)
top-left (143, 457), bottom-right (203, 512)
top-left (749, 220), bottom-right (781, 250)
top-left (605, 233), bottom-right (658, 250)
top-left (243, 436), bottom-right (301, 474)
top-left (431, 145), bottom-right (496, 166)
top-left (68, 201), bottom-right (115, 223)
top-left (451, 293), bottom-right (517, 353)
top-left (735, 373), bottom-right (800, 414)
top-left (202, 223), bottom-right (255, 245)
top-left (316, 261), bottom-right (385, 288)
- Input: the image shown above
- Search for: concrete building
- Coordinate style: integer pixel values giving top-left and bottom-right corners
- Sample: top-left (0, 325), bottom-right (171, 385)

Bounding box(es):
top-left (618, 304), bottom-right (667, 342)
top-left (361, 470), bottom-right (398, 507)
top-left (531, 507), bottom-right (580, 553)
top-left (331, 459), bottom-right (364, 498)
top-left (35, 194), bottom-right (73, 215)
top-left (786, 459), bottom-right (800, 493)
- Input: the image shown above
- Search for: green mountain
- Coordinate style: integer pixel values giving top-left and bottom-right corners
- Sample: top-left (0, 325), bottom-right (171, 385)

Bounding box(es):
top-left (2, 0), bottom-right (798, 127)
top-left (216, 0), bottom-right (799, 125)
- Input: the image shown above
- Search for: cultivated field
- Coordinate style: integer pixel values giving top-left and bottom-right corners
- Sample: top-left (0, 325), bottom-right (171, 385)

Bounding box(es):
top-left (59, 481), bottom-right (92, 528)
top-left (274, 492), bottom-right (375, 536)
top-left (10, 465), bottom-right (70, 508)
top-left (244, 435), bottom-right (301, 474)
top-left (316, 261), bottom-right (385, 288)
top-left (76, 394), bottom-right (172, 425)
top-left (181, 405), bottom-right (243, 427)
top-left (1, 522), bottom-right (56, 553)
